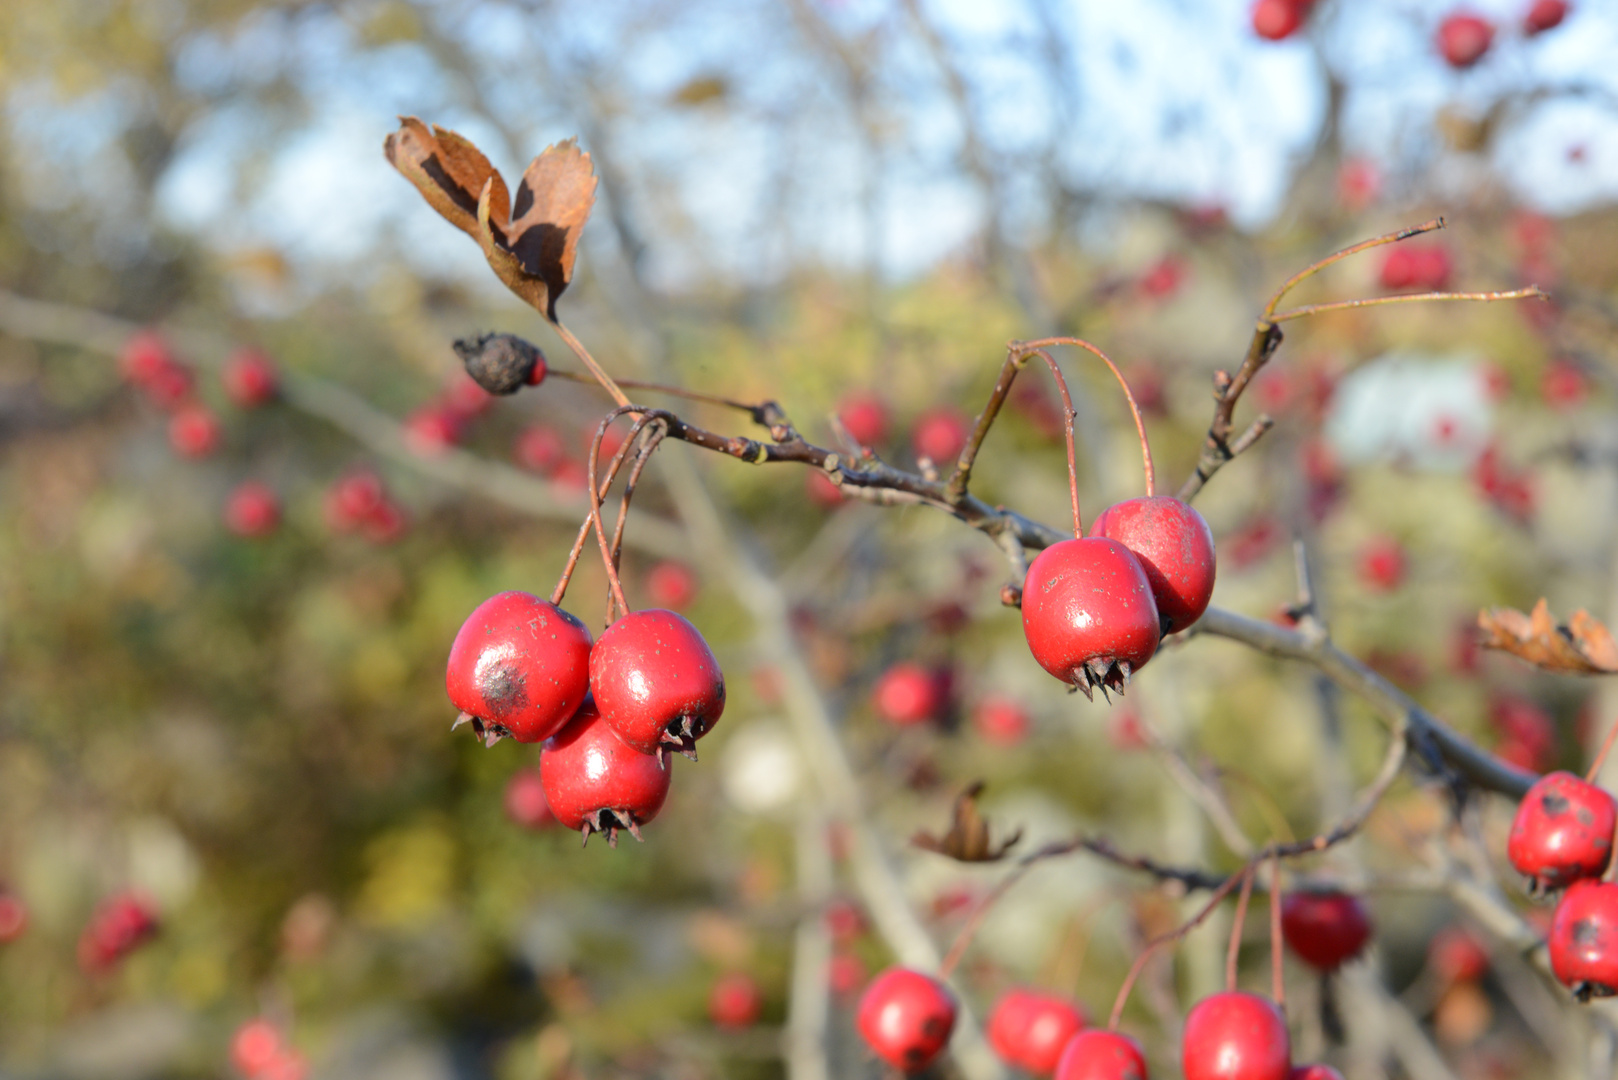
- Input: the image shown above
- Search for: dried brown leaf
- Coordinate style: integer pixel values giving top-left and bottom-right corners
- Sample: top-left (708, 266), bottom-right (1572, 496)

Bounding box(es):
top-left (504, 138), bottom-right (598, 319)
top-left (383, 117), bottom-right (509, 240)
top-left (1477, 599), bottom-right (1618, 675)
top-left (911, 782), bottom-right (1022, 863)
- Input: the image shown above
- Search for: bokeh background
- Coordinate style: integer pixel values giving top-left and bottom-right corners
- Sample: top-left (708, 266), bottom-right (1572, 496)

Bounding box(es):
top-left (3, 1), bottom-right (1618, 1078)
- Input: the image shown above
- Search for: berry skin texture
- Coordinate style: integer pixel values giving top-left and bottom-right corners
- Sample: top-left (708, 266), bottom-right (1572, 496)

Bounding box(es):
top-left (503, 767), bottom-right (554, 830)
top-left (1549, 879), bottom-right (1618, 1000)
top-left (225, 482), bottom-right (282, 538)
top-left (874, 663), bottom-right (943, 726)
top-left (1054, 1029), bottom-right (1149, 1080)
top-left (1181, 992), bottom-right (1290, 1080)
top-left (446, 591), bottom-right (593, 746)
top-left (1437, 12), bottom-right (1494, 68)
top-left (856, 967), bottom-right (958, 1073)
top-left (1089, 496), bottom-right (1217, 634)
top-left (1508, 772), bottom-right (1617, 895)
top-left (222, 349), bottom-right (280, 408)
top-left (1525, 0), bottom-right (1569, 34)
top-left (709, 972), bottom-right (765, 1029)
top-left (169, 404), bottom-right (223, 458)
top-left (912, 407), bottom-right (971, 465)
top-left (1021, 538), bottom-right (1161, 700)
top-left (589, 609), bottom-right (725, 762)
top-left (1280, 892), bottom-right (1372, 971)
top-left (539, 700), bottom-right (671, 846)
top-left (986, 988), bottom-right (1087, 1075)
top-left (1251, 0), bottom-right (1303, 41)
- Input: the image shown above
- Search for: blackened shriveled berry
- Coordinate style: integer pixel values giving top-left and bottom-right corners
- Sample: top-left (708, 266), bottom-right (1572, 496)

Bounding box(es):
top-left (454, 333), bottom-right (547, 395)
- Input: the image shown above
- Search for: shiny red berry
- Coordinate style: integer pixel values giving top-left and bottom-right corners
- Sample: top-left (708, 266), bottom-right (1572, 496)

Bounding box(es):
top-left (1437, 12), bottom-right (1494, 68)
top-left (1181, 992), bottom-right (1290, 1080)
top-left (986, 988), bottom-right (1087, 1075)
top-left (225, 482), bottom-right (282, 538)
top-left (1549, 879), bottom-right (1618, 999)
top-left (1021, 538), bottom-right (1160, 699)
top-left (539, 700), bottom-right (671, 846)
top-left (169, 404), bottom-right (222, 458)
top-left (838, 393), bottom-right (890, 447)
top-left (1089, 496), bottom-right (1217, 634)
top-left (590, 609), bottom-right (725, 762)
top-left (856, 967), bottom-right (957, 1073)
top-left (503, 767), bottom-right (555, 830)
top-left (912, 407), bottom-right (971, 465)
top-left (873, 662), bottom-right (943, 727)
top-left (1524, 0), bottom-right (1569, 33)
top-left (1280, 892), bottom-right (1372, 971)
top-left (446, 591), bottom-right (592, 745)
top-left (222, 349), bottom-right (280, 408)
top-left (709, 972), bottom-right (765, 1029)
top-left (1055, 1029), bottom-right (1149, 1080)
top-left (1508, 772), bottom-right (1617, 894)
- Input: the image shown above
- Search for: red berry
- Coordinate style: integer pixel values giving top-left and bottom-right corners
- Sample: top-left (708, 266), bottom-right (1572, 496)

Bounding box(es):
top-left (503, 767), bottom-right (555, 830)
top-left (1507, 772), bottom-right (1617, 894)
top-left (912, 407), bottom-right (971, 465)
top-left (1437, 12), bottom-right (1494, 68)
top-left (1138, 255), bottom-right (1187, 299)
top-left (1181, 992), bottom-right (1290, 1080)
top-left (0, 891), bottom-right (27, 943)
top-left (1089, 496), bottom-right (1217, 634)
top-left (551, 459), bottom-right (590, 493)
top-left (120, 331), bottom-right (174, 387)
top-left (1490, 695), bottom-right (1555, 772)
top-left (1550, 879), bottom-right (1618, 999)
top-left (1413, 245), bottom-right (1453, 290)
top-left (1541, 358), bottom-right (1588, 410)
top-left (143, 361), bottom-right (197, 410)
top-left (873, 663), bottom-right (943, 727)
top-left (1021, 538), bottom-right (1160, 699)
top-left (361, 498), bottom-right (410, 545)
top-left (1429, 926), bottom-right (1489, 982)
top-left (1337, 158), bottom-right (1379, 211)
top-left (324, 469), bottom-right (386, 533)
top-left (807, 469), bottom-right (845, 507)
top-left (589, 609), bottom-right (726, 761)
top-left (1289, 1067), bottom-right (1345, 1080)
top-left (1055, 1029), bottom-right (1149, 1080)
top-left (404, 406), bottom-right (463, 455)
top-left (539, 699), bottom-right (671, 846)
top-left (225, 482), bottom-right (281, 538)
top-left (1379, 247), bottom-right (1416, 290)
top-left (826, 898), bottom-right (867, 943)
top-left (77, 892), bottom-right (159, 973)
top-left (646, 561), bottom-right (698, 611)
top-left (231, 1019), bottom-right (284, 1076)
top-left (446, 591), bottom-right (593, 745)
top-left (1280, 892), bottom-right (1373, 971)
top-left (709, 972), bottom-right (765, 1029)
top-left (222, 349), bottom-right (280, 408)
top-left (514, 426), bottom-right (566, 475)
top-left (856, 967), bottom-right (958, 1073)
top-left (986, 988), bottom-right (1087, 1075)
top-left (441, 371), bottom-right (494, 420)
top-left (829, 951), bottom-right (868, 996)
top-left (169, 404), bottom-right (222, 459)
top-left (839, 393), bottom-right (890, 447)
top-left (1357, 537), bottom-right (1406, 592)
top-left (974, 696), bottom-right (1032, 746)
top-left (1524, 0), bottom-right (1568, 34)
top-left (1251, 0), bottom-right (1303, 40)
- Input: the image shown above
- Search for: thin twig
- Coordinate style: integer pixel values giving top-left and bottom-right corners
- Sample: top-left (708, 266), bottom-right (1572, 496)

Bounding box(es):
top-left (1272, 286), bottom-right (1547, 323)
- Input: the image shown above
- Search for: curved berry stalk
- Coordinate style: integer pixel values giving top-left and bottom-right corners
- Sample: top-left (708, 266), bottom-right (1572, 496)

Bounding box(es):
top-left (1018, 337), bottom-right (1156, 500)
top-left (539, 698), bottom-right (671, 847)
top-left (549, 406), bottom-right (662, 608)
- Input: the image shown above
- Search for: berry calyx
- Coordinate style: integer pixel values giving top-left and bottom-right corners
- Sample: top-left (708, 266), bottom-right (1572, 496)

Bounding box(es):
top-left (589, 609), bottom-right (725, 763)
top-left (709, 972), bottom-right (765, 1029)
top-left (539, 700), bottom-right (672, 847)
top-left (1437, 11), bottom-right (1494, 68)
top-left (986, 988), bottom-right (1088, 1075)
top-left (225, 482), bottom-right (282, 538)
top-left (503, 767), bottom-right (555, 829)
top-left (873, 662), bottom-right (944, 727)
top-left (1549, 879), bottom-right (1618, 1000)
top-left (1280, 891), bottom-right (1373, 972)
top-left (1088, 496), bottom-right (1217, 634)
top-left (1181, 991), bottom-right (1290, 1080)
top-left (446, 591), bottom-right (593, 745)
top-left (1507, 771), bottom-right (1617, 894)
top-left (856, 967), bottom-right (958, 1073)
top-left (1055, 1029), bottom-right (1149, 1080)
top-left (222, 349), bottom-right (280, 408)
top-left (1021, 538), bottom-right (1161, 700)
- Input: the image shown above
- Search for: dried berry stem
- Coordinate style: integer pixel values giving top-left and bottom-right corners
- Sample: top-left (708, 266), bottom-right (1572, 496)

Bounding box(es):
top-left (1271, 286), bottom-right (1547, 323)
top-left (1269, 850), bottom-right (1285, 1010)
top-left (1017, 337), bottom-right (1156, 498)
top-left (1263, 218), bottom-right (1445, 319)
top-left (1587, 714), bottom-right (1618, 784)
top-left (1226, 863), bottom-right (1257, 992)
top-left (547, 367), bottom-right (765, 414)
top-left (551, 412), bottom-right (659, 607)
top-left (938, 839), bottom-right (1078, 979)
top-left (1025, 349), bottom-right (1083, 535)
top-left (586, 408), bottom-right (646, 617)
top-left (551, 318), bottom-right (631, 409)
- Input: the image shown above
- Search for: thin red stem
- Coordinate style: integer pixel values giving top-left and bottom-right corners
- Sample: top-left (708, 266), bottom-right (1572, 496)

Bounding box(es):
top-left (550, 412), bottom-right (655, 607)
top-left (1026, 349), bottom-right (1083, 535)
top-left (605, 424), bottom-right (669, 620)
top-left (1226, 863), bottom-right (1256, 992)
top-left (586, 409), bottom-right (641, 619)
top-left (1270, 286), bottom-right (1546, 324)
top-left (1269, 850), bottom-right (1284, 1009)
top-left (1018, 337), bottom-right (1155, 498)
top-left (1262, 218), bottom-right (1445, 318)
top-left (1587, 715), bottom-right (1618, 783)
top-left (547, 368), bottom-right (764, 414)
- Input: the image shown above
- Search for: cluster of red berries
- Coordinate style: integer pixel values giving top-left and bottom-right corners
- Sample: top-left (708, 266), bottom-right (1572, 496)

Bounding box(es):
top-left (446, 591), bottom-right (724, 846)
top-left (838, 393), bottom-right (972, 467)
top-left (77, 891), bottom-right (159, 974)
top-left (1250, 0), bottom-right (1317, 43)
top-left (1470, 444), bottom-right (1536, 526)
top-left (230, 1018), bottom-right (308, 1080)
top-left (1436, 2), bottom-right (1570, 68)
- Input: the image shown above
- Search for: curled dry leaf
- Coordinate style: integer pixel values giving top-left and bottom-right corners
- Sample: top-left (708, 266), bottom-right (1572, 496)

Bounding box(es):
top-left (1477, 599), bottom-right (1618, 675)
top-left (385, 117), bottom-right (598, 322)
top-left (911, 781), bottom-right (1022, 863)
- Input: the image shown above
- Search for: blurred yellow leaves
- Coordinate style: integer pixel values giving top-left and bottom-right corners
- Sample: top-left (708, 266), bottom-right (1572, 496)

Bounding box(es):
top-left (356, 817), bottom-right (457, 929)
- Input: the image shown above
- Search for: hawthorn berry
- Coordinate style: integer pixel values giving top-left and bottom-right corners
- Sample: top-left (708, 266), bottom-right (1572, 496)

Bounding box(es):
top-left (1251, 0), bottom-right (1304, 41)
top-left (1508, 772), bottom-right (1617, 894)
top-left (1181, 992), bottom-right (1290, 1080)
top-left (222, 349), bottom-right (280, 408)
top-left (404, 406), bottom-right (463, 456)
top-left (514, 425), bottom-right (566, 475)
top-left (838, 392), bottom-right (890, 447)
top-left (829, 950), bottom-right (867, 996)
top-left (986, 988), bottom-right (1087, 1075)
top-left (873, 662), bottom-right (943, 727)
top-left (231, 1019), bottom-right (285, 1075)
top-left (912, 406), bottom-right (972, 466)
top-left (225, 482), bottom-right (282, 538)
top-left (120, 330), bottom-right (174, 387)
top-left (1089, 496), bottom-right (1217, 634)
top-left (169, 403), bottom-right (223, 459)
top-left (856, 967), bottom-right (958, 1073)
top-left (589, 609), bottom-right (725, 762)
top-left (826, 899), bottom-right (867, 943)
top-left (360, 498), bottom-right (409, 545)
top-left (1524, 0), bottom-right (1569, 34)
top-left (503, 767), bottom-right (555, 830)
top-left (709, 972), bottom-right (765, 1029)
top-left (1541, 358), bottom-right (1588, 410)
top-left (77, 892), bottom-right (159, 973)
top-left (1436, 11), bottom-right (1494, 68)
top-left (974, 696), bottom-right (1032, 746)
top-left (806, 469), bottom-right (845, 507)
top-left (646, 561), bottom-right (698, 611)
top-left (1055, 1029), bottom-right (1149, 1080)
top-left (324, 469), bottom-right (386, 533)
top-left (446, 591), bottom-right (593, 745)
top-left (1357, 537), bottom-right (1406, 592)
top-left (1021, 538), bottom-right (1160, 700)
top-left (1428, 926), bottom-right (1489, 983)
top-left (1280, 891), bottom-right (1372, 971)
top-left (454, 332), bottom-right (546, 395)
top-left (0, 890), bottom-right (27, 943)
top-left (539, 699), bottom-right (671, 846)
top-left (1549, 879), bottom-right (1618, 999)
